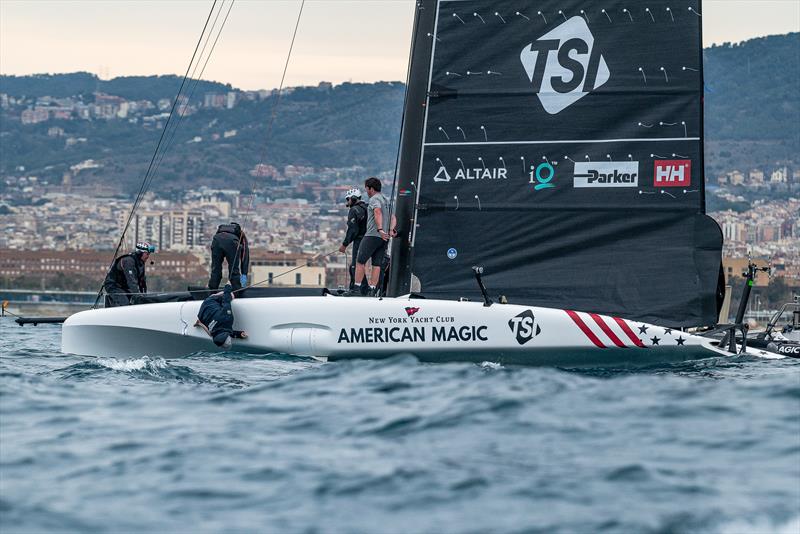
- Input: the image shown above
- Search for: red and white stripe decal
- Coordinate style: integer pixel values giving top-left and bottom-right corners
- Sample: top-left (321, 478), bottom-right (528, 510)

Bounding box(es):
top-left (589, 313), bottom-right (627, 348)
top-left (565, 310), bottom-right (606, 348)
top-left (612, 317), bottom-right (647, 348)
top-left (566, 311), bottom-right (646, 349)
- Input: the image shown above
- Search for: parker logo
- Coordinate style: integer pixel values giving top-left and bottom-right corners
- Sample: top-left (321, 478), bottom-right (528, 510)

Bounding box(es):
top-left (508, 310), bottom-right (541, 345)
top-left (574, 162), bottom-right (639, 188)
top-left (654, 160), bottom-right (691, 187)
top-left (520, 16), bottom-right (611, 114)
top-left (404, 307), bottom-right (420, 317)
top-left (433, 165), bottom-right (507, 183)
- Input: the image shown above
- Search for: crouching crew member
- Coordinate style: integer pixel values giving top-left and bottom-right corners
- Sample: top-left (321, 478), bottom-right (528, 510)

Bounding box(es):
top-left (194, 284), bottom-right (248, 349)
top-left (209, 222), bottom-right (250, 291)
top-left (338, 187), bottom-right (368, 292)
top-left (103, 242), bottom-right (154, 307)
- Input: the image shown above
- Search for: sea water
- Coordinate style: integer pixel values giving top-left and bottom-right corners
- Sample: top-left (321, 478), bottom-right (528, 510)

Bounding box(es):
top-left (1, 321), bottom-right (799, 533)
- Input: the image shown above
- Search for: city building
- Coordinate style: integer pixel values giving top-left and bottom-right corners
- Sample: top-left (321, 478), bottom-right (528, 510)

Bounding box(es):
top-left (771, 167), bottom-right (788, 184)
top-left (727, 170), bottom-right (745, 186)
top-left (249, 253), bottom-right (326, 287)
top-left (0, 248), bottom-right (207, 283)
top-left (169, 210), bottom-right (206, 250)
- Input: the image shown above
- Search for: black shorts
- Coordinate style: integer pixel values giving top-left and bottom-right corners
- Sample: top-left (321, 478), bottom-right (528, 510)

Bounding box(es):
top-left (357, 236), bottom-right (386, 266)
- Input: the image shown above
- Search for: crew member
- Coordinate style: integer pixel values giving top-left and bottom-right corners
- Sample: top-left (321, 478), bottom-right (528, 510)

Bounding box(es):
top-left (208, 222), bottom-right (250, 291)
top-left (194, 284), bottom-right (248, 349)
top-left (103, 241), bottom-right (154, 307)
top-left (338, 187), bottom-right (368, 292)
top-left (353, 177), bottom-right (396, 296)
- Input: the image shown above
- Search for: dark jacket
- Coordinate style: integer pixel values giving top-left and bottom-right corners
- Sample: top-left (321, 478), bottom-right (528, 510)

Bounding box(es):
top-left (197, 285), bottom-right (245, 343)
top-left (343, 200), bottom-right (367, 246)
top-left (209, 224), bottom-right (250, 290)
top-left (103, 253), bottom-right (146, 294)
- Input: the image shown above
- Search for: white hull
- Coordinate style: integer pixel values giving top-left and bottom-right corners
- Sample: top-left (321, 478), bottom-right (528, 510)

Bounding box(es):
top-left (62, 295), bottom-right (778, 366)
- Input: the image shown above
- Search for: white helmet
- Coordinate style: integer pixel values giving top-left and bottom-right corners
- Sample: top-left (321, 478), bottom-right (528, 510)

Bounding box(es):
top-left (344, 187), bottom-right (362, 201)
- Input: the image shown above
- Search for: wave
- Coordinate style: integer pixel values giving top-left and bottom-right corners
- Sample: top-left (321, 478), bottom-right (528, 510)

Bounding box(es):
top-left (718, 515), bottom-right (800, 534)
top-left (55, 356), bottom-right (213, 384)
top-left (96, 356), bottom-right (168, 372)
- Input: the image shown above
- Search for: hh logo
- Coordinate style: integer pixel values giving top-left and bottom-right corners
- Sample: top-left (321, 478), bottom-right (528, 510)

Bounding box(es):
top-left (508, 310), bottom-right (541, 345)
top-left (520, 16), bottom-right (610, 114)
top-left (654, 160), bottom-right (691, 187)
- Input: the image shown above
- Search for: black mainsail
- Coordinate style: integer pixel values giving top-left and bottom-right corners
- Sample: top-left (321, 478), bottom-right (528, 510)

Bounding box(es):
top-left (389, 0), bottom-right (722, 328)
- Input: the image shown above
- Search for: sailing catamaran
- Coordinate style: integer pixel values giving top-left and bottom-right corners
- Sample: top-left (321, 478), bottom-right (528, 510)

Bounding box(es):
top-left (61, 0), bottom-right (795, 363)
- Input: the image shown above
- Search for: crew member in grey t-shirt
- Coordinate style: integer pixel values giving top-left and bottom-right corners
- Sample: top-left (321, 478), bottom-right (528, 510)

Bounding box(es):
top-left (365, 190), bottom-right (390, 237)
top-left (353, 177), bottom-right (396, 295)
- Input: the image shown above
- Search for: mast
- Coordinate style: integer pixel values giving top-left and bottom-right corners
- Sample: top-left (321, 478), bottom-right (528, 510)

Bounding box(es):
top-left (388, 0), bottom-right (437, 297)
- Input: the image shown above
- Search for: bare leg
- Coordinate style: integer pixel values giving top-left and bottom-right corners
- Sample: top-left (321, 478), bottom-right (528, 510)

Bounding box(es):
top-left (370, 265), bottom-right (381, 287)
top-left (354, 262), bottom-right (367, 286)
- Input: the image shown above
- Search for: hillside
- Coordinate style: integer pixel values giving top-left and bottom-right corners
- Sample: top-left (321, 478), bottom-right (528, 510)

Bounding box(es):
top-left (703, 33), bottom-right (799, 177)
top-left (0, 33), bottom-right (797, 193)
top-left (0, 72), bottom-right (233, 103)
top-left (0, 79), bottom-right (405, 193)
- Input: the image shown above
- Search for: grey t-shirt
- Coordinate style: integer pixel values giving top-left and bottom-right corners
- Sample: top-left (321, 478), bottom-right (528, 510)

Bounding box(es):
top-left (365, 192), bottom-right (389, 237)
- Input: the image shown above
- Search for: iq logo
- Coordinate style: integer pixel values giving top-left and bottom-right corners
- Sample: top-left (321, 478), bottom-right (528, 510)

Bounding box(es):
top-left (447, 248), bottom-right (458, 260)
top-left (529, 162), bottom-right (556, 190)
top-left (519, 16), bottom-right (611, 114)
top-left (508, 310), bottom-right (541, 345)
top-left (654, 160), bottom-right (691, 187)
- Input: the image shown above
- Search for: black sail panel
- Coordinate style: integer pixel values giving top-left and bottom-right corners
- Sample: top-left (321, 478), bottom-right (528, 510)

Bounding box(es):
top-left (395, 0), bottom-right (721, 327)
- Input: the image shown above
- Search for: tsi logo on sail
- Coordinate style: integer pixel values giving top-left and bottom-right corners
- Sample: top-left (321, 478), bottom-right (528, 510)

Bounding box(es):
top-left (519, 16), bottom-right (611, 114)
top-left (573, 162), bottom-right (639, 188)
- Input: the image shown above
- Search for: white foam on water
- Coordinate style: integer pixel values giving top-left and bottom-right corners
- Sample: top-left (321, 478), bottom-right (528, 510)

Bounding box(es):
top-left (96, 356), bottom-right (168, 372)
top-left (719, 515), bottom-right (800, 534)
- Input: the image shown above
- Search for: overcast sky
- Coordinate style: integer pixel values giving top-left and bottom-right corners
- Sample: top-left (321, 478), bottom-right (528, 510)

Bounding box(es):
top-left (1, 0), bottom-right (798, 90)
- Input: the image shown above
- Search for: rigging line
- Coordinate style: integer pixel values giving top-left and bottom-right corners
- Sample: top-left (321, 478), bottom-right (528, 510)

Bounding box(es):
top-left (123, 0), bottom-right (222, 234)
top-left (144, 0), bottom-right (229, 185)
top-left (132, 0), bottom-right (230, 219)
top-left (92, 0), bottom-right (220, 308)
top-left (145, 0), bottom-right (236, 200)
top-left (102, 248), bottom-right (339, 298)
top-left (231, 0), bottom-right (305, 285)
top-left (234, 249), bottom-right (340, 293)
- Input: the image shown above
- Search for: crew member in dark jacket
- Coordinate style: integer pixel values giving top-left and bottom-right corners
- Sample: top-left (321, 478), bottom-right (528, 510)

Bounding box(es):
top-left (338, 188), bottom-right (368, 292)
top-left (194, 284), bottom-right (247, 349)
top-left (208, 222), bottom-right (250, 291)
top-left (103, 242), bottom-right (154, 307)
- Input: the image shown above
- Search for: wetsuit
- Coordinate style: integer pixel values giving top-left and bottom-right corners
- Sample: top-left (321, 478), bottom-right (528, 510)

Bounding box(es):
top-left (103, 253), bottom-right (146, 307)
top-left (343, 200), bottom-right (367, 291)
top-left (196, 285), bottom-right (246, 346)
top-left (208, 224), bottom-right (250, 290)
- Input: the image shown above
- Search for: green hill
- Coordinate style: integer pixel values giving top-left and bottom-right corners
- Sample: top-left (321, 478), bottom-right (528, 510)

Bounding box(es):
top-left (703, 33), bottom-right (799, 177)
top-left (1, 33), bottom-right (797, 193)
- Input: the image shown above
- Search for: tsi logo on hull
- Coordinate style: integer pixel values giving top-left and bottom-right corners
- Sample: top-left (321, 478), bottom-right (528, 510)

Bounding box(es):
top-left (508, 310), bottom-right (541, 345)
top-left (520, 16), bottom-right (611, 114)
top-left (654, 160), bottom-right (691, 187)
top-left (574, 162), bottom-right (639, 188)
